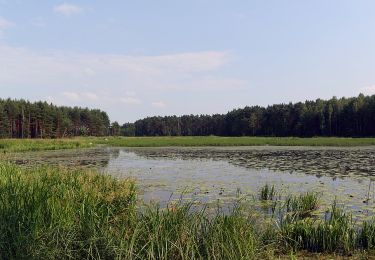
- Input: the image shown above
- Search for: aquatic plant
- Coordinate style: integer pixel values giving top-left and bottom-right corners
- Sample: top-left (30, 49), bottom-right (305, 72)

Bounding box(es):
top-left (284, 192), bottom-right (320, 218)
top-left (279, 202), bottom-right (357, 254)
top-left (259, 184), bottom-right (276, 201)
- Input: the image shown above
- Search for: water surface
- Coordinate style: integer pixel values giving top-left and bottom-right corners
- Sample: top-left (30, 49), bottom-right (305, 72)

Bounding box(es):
top-left (7, 146), bottom-right (375, 220)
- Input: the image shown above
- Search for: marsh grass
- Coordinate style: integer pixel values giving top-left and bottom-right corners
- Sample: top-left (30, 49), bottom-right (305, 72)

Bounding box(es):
top-left (2, 165), bottom-right (375, 259)
top-left (0, 138), bottom-right (92, 152)
top-left (259, 184), bottom-right (277, 201)
top-left (279, 202), bottom-right (357, 254)
top-left (0, 163), bottom-right (136, 259)
top-left (284, 192), bottom-right (320, 218)
top-left (1, 136), bottom-right (375, 153)
top-left (94, 136), bottom-right (375, 147)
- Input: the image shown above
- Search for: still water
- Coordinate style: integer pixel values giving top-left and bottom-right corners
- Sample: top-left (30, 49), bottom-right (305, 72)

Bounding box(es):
top-left (7, 146), bottom-right (375, 220)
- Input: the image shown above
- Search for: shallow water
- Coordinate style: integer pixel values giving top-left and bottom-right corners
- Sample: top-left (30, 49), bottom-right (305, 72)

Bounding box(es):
top-left (6, 146), bottom-right (375, 220)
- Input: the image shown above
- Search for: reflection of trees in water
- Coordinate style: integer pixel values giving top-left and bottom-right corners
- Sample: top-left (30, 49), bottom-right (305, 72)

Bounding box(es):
top-left (10, 148), bottom-right (121, 169)
top-left (130, 148), bottom-right (375, 179)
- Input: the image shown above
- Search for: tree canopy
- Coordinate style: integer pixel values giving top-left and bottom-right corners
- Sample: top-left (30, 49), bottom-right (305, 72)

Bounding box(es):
top-left (2, 94), bottom-right (375, 138)
top-left (122, 94), bottom-right (375, 137)
top-left (0, 99), bottom-right (110, 138)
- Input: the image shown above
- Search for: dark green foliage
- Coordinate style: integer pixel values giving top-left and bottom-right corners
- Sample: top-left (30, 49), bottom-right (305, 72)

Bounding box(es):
top-left (126, 94), bottom-right (375, 137)
top-left (0, 98), bottom-right (110, 138)
top-left (260, 184), bottom-right (276, 201)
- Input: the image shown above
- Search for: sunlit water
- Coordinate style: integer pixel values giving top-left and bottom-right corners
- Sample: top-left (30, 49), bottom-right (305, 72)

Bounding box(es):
top-left (7, 146), bottom-right (375, 221)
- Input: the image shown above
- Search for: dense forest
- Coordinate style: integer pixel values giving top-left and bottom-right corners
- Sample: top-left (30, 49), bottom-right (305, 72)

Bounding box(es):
top-left (121, 94), bottom-right (375, 137)
top-left (0, 99), bottom-right (110, 138)
top-left (1, 94), bottom-right (374, 138)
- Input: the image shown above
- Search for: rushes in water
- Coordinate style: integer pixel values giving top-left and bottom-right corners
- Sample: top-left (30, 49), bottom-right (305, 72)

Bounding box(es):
top-left (260, 184), bottom-right (276, 201)
top-left (280, 202), bottom-right (356, 254)
top-left (284, 192), bottom-right (320, 218)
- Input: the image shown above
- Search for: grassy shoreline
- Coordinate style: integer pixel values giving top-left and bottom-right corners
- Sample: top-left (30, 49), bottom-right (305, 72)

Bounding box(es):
top-left (1, 136), bottom-right (375, 152)
top-left (0, 163), bottom-right (374, 259)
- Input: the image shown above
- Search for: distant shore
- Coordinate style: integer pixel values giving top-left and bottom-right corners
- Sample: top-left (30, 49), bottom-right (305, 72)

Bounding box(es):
top-left (1, 136), bottom-right (375, 153)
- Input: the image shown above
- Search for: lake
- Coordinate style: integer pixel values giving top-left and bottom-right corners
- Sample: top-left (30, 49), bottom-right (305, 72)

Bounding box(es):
top-left (7, 146), bottom-right (375, 221)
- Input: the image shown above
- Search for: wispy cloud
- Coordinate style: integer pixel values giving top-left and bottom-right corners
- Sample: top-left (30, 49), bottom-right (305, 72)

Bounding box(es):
top-left (61, 91), bottom-right (99, 102)
top-left (54, 3), bottom-right (83, 16)
top-left (0, 45), bottom-right (236, 92)
top-left (0, 17), bottom-right (13, 30)
top-left (82, 92), bottom-right (98, 101)
top-left (0, 16), bottom-right (14, 37)
top-left (0, 44), bottom-right (245, 121)
top-left (151, 101), bottom-right (167, 108)
top-left (121, 96), bottom-right (142, 105)
top-left (361, 85), bottom-right (375, 95)
top-left (62, 91), bottom-right (80, 101)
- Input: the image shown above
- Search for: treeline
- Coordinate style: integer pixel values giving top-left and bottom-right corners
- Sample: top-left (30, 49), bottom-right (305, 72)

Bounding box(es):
top-left (121, 94), bottom-right (375, 137)
top-left (0, 99), bottom-right (110, 138)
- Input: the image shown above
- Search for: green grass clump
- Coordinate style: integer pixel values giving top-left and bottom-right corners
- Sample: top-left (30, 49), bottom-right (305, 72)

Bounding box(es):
top-left (280, 202), bottom-right (357, 254)
top-left (128, 204), bottom-right (258, 259)
top-left (259, 184), bottom-right (276, 201)
top-left (284, 192), bottom-right (320, 218)
top-left (0, 163), bottom-right (136, 259)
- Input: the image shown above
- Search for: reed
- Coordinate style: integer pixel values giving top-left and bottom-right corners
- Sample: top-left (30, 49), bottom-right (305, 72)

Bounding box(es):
top-left (1, 164), bottom-right (375, 258)
top-left (259, 183), bottom-right (276, 201)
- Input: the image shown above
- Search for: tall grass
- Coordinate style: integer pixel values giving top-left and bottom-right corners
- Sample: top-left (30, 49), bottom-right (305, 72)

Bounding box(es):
top-left (93, 136), bottom-right (375, 147)
top-left (1, 136), bottom-right (375, 153)
top-left (284, 192), bottom-right (320, 218)
top-left (1, 165), bottom-right (375, 258)
top-left (0, 163), bottom-right (136, 259)
top-left (0, 138), bottom-right (92, 152)
top-left (259, 184), bottom-right (276, 201)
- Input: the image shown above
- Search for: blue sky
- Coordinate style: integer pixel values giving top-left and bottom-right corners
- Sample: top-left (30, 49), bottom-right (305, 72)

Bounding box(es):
top-left (1, 1), bottom-right (375, 122)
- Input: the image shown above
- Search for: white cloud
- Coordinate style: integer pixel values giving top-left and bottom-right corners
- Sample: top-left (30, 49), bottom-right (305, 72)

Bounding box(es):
top-left (0, 45), bottom-right (236, 92)
top-left (151, 101), bottom-right (167, 108)
top-left (82, 92), bottom-right (98, 101)
top-left (0, 17), bottom-right (13, 30)
top-left (62, 91), bottom-right (80, 101)
top-left (121, 96), bottom-right (142, 105)
top-left (54, 3), bottom-right (83, 16)
top-left (84, 68), bottom-right (95, 76)
top-left (125, 91), bottom-right (137, 97)
top-left (0, 44), bottom-right (245, 121)
top-left (61, 91), bottom-right (99, 102)
top-left (361, 85), bottom-right (375, 95)
top-left (0, 17), bottom-right (14, 37)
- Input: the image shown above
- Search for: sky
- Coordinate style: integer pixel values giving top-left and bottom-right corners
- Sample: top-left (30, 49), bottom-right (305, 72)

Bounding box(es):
top-left (1, 1), bottom-right (375, 123)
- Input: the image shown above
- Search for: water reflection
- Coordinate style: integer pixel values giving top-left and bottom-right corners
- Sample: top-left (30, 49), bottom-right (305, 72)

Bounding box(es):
top-left (6, 147), bottom-right (120, 169)
top-left (6, 146), bottom-right (375, 220)
top-left (126, 146), bottom-right (375, 179)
